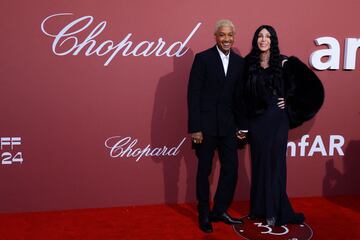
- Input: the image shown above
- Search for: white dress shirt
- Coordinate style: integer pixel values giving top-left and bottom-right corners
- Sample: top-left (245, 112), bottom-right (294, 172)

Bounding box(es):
top-left (216, 45), bottom-right (230, 76)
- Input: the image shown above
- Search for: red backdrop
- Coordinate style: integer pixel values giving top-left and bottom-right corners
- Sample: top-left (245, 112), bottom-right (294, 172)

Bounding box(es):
top-left (1, 0), bottom-right (359, 213)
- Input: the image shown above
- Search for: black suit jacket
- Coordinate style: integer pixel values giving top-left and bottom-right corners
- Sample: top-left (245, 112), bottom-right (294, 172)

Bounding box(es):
top-left (187, 46), bottom-right (247, 136)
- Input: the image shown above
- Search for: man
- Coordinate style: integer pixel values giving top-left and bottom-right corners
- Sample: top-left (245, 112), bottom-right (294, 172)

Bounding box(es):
top-left (187, 19), bottom-right (247, 233)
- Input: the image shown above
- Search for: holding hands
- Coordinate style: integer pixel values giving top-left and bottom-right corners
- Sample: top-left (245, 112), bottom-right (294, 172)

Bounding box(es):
top-left (236, 130), bottom-right (247, 140)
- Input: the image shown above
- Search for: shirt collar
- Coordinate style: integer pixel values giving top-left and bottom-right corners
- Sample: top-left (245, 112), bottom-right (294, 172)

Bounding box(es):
top-left (216, 45), bottom-right (230, 59)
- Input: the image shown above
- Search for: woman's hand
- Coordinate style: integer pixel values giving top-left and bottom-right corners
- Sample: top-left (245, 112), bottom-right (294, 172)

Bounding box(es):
top-left (277, 97), bottom-right (285, 109)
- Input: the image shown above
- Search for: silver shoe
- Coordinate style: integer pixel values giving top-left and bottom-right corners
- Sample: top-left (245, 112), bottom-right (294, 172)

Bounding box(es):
top-left (266, 217), bottom-right (276, 226)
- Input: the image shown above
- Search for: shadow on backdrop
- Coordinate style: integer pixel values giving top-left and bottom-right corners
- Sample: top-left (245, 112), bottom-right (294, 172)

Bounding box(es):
top-left (151, 49), bottom-right (197, 222)
top-left (323, 140), bottom-right (360, 212)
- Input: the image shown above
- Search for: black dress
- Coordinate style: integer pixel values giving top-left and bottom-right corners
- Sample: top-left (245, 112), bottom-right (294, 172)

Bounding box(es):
top-left (248, 67), bottom-right (304, 225)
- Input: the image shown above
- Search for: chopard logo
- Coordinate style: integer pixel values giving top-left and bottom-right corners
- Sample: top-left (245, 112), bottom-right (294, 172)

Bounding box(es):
top-left (104, 136), bottom-right (186, 162)
top-left (41, 13), bottom-right (201, 66)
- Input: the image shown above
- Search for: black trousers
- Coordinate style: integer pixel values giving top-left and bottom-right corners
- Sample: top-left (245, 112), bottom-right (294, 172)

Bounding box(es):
top-left (195, 134), bottom-right (238, 214)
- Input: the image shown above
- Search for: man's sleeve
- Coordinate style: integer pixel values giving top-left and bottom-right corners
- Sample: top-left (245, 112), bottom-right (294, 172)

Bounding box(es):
top-left (234, 59), bottom-right (249, 130)
top-left (187, 54), bottom-right (205, 133)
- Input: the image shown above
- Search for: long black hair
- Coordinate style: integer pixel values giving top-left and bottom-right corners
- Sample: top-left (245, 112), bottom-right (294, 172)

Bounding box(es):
top-left (245, 25), bottom-right (283, 115)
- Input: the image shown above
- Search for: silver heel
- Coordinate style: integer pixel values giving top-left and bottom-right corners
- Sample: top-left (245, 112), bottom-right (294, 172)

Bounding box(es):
top-left (266, 217), bottom-right (276, 226)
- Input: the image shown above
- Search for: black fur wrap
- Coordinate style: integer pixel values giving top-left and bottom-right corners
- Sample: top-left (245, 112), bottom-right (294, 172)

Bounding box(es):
top-left (283, 56), bottom-right (325, 129)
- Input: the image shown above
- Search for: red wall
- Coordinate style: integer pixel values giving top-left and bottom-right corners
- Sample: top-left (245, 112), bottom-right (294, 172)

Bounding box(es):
top-left (1, 0), bottom-right (359, 213)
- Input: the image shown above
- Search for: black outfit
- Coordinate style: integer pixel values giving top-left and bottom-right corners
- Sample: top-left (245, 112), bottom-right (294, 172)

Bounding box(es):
top-left (187, 46), bottom-right (247, 216)
top-left (243, 56), bottom-right (324, 225)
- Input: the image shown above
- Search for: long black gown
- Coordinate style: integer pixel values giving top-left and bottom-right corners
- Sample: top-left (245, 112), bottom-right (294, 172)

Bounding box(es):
top-left (248, 67), bottom-right (304, 226)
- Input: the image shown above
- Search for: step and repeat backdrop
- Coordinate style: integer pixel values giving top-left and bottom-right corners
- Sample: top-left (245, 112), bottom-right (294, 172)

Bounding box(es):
top-left (1, 0), bottom-right (359, 212)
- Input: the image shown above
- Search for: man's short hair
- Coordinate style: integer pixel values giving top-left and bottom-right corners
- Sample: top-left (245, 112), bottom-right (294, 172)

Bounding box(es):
top-left (214, 19), bottom-right (235, 34)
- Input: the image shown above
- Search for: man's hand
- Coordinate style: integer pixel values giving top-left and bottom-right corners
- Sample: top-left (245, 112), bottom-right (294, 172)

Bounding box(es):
top-left (236, 130), bottom-right (247, 140)
top-left (191, 132), bottom-right (203, 144)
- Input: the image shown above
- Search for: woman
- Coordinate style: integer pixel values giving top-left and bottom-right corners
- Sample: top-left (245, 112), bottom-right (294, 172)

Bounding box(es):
top-left (239, 25), bottom-right (324, 226)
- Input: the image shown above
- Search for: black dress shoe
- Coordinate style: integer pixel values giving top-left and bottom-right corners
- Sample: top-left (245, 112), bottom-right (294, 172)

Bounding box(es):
top-left (210, 212), bottom-right (243, 225)
top-left (198, 216), bottom-right (213, 233)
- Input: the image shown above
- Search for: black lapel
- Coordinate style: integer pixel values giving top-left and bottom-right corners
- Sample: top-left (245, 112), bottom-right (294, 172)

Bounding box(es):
top-left (211, 46), bottom-right (226, 83)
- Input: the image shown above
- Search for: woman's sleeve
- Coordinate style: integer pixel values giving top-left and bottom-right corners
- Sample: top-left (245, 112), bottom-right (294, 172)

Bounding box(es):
top-left (283, 56), bottom-right (325, 129)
